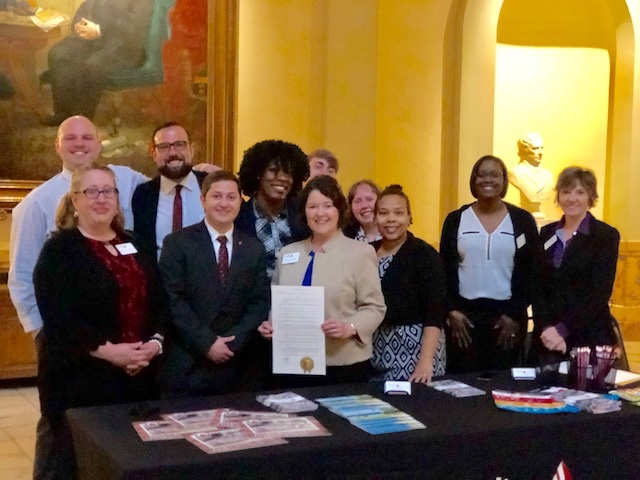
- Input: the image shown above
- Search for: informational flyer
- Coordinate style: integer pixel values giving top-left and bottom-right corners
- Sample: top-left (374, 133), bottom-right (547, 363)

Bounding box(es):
top-left (271, 285), bottom-right (326, 375)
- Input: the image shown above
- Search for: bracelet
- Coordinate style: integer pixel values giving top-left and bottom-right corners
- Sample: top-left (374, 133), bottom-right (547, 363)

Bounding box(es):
top-left (349, 323), bottom-right (357, 337)
top-left (148, 338), bottom-right (163, 356)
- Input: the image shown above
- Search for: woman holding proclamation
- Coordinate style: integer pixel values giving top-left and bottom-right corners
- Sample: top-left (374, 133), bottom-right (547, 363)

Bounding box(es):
top-left (258, 175), bottom-right (386, 385)
top-left (537, 167), bottom-right (620, 356)
top-left (370, 185), bottom-right (446, 383)
top-left (33, 165), bottom-right (168, 479)
top-left (440, 155), bottom-right (540, 373)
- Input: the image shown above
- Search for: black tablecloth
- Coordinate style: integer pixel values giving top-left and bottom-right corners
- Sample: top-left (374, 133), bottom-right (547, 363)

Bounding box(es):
top-left (66, 372), bottom-right (640, 479)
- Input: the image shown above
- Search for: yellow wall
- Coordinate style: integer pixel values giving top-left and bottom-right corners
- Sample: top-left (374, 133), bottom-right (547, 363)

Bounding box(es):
top-left (236, 0), bottom-right (378, 190)
top-left (494, 45), bottom-right (610, 221)
top-left (375, 0), bottom-right (454, 243)
top-left (237, 0), bottom-right (454, 244)
top-left (237, 0), bottom-right (319, 162)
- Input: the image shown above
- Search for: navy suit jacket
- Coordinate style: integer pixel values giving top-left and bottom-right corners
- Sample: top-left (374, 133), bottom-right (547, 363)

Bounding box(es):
top-left (157, 221), bottom-right (270, 393)
top-left (132, 171), bottom-right (207, 254)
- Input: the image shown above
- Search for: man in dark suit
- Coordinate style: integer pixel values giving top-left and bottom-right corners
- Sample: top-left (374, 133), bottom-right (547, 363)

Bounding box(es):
top-left (158, 170), bottom-right (270, 396)
top-left (133, 122), bottom-right (208, 258)
top-left (44, 0), bottom-right (154, 124)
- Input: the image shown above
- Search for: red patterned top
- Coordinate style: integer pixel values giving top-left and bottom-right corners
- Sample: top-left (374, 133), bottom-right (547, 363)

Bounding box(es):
top-left (87, 236), bottom-right (148, 343)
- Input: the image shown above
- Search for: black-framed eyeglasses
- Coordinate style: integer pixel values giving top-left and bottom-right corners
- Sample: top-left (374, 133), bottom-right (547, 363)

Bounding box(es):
top-left (154, 140), bottom-right (190, 152)
top-left (75, 188), bottom-right (119, 199)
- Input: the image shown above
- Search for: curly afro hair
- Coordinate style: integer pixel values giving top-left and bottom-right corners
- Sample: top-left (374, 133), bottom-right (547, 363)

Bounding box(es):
top-left (238, 140), bottom-right (310, 198)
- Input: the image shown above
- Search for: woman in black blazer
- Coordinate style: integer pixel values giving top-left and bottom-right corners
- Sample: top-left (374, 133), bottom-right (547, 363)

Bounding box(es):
top-left (537, 167), bottom-right (619, 357)
top-left (34, 165), bottom-right (168, 479)
top-left (440, 155), bottom-right (541, 373)
top-left (371, 185), bottom-right (446, 383)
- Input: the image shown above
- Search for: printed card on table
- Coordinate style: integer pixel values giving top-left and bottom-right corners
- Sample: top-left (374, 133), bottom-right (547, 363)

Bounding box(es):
top-left (243, 416), bottom-right (332, 438)
top-left (132, 419), bottom-right (233, 441)
top-left (186, 428), bottom-right (288, 454)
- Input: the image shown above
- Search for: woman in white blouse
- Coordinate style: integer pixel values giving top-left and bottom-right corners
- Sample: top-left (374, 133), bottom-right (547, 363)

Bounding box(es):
top-left (440, 155), bottom-right (540, 373)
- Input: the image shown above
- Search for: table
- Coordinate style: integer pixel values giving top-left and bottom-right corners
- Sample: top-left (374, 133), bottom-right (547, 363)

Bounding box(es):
top-left (0, 11), bottom-right (61, 115)
top-left (66, 373), bottom-right (640, 480)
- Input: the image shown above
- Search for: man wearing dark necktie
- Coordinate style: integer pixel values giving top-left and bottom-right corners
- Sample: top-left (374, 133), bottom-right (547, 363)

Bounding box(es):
top-left (158, 171), bottom-right (270, 396)
top-left (132, 122), bottom-right (209, 259)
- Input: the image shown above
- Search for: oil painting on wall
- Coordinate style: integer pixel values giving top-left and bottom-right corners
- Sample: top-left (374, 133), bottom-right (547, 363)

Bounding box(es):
top-left (0, 0), bottom-right (209, 181)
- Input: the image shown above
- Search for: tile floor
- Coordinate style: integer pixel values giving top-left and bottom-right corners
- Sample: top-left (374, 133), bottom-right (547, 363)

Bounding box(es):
top-left (0, 381), bottom-right (38, 479)
top-left (0, 344), bottom-right (638, 479)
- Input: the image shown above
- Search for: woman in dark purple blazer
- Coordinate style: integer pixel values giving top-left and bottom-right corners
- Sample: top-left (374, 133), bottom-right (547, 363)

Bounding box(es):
top-left (537, 167), bottom-right (620, 357)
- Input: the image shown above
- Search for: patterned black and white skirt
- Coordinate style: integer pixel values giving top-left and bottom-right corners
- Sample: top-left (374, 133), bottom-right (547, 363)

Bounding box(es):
top-left (370, 325), bottom-right (446, 382)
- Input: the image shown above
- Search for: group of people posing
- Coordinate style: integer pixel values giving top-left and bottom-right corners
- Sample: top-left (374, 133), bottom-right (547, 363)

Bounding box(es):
top-left (9, 116), bottom-right (621, 479)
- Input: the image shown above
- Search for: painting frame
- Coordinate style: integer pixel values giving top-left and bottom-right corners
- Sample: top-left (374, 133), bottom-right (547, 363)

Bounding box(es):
top-left (0, 0), bottom-right (238, 210)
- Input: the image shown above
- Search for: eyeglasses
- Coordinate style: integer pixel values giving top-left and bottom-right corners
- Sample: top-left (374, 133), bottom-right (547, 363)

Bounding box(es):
top-left (154, 140), bottom-right (190, 152)
top-left (75, 188), bottom-right (119, 199)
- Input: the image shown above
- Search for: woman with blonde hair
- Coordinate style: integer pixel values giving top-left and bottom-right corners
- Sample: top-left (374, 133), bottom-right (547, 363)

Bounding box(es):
top-left (33, 164), bottom-right (168, 479)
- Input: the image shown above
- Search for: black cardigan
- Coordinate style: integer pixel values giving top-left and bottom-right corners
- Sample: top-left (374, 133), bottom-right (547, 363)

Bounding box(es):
top-left (372, 232), bottom-right (446, 328)
top-left (537, 214), bottom-right (619, 348)
top-left (439, 202), bottom-right (542, 324)
top-left (34, 228), bottom-right (169, 419)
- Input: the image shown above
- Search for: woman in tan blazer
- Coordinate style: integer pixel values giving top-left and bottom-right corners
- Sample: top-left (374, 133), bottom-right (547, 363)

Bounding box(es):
top-left (258, 175), bottom-right (386, 385)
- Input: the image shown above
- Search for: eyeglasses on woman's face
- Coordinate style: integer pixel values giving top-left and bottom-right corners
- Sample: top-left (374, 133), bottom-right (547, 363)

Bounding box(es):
top-left (75, 187), bottom-right (119, 199)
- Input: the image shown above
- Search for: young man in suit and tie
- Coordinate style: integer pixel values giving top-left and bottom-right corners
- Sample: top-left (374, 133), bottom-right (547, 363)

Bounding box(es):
top-left (158, 170), bottom-right (270, 396)
top-left (133, 122), bottom-right (213, 258)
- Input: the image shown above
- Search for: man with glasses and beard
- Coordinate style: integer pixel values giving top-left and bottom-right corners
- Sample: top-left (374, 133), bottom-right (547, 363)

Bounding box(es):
top-left (133, 122), bottom-right (218, 258)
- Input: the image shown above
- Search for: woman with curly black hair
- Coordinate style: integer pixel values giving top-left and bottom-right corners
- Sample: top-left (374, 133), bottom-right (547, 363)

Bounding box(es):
top-left (235, 140), bottom-right (310, 279)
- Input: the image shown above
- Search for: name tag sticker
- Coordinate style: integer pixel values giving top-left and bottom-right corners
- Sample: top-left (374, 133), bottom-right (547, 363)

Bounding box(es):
top-left (282, 252), bottom-right (300, 264)
top-left (516, 233), bottom-right (526, 249)
top-left (544, 236), bottom-right (558, 251)
top-left (115, 242), bottom-right (138, 255)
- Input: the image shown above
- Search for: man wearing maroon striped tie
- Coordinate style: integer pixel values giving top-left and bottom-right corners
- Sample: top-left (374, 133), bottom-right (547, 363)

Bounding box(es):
top-left (158, 171), bottom-right (270, 397)
top-left (132, 122), bottom-right (215, 258)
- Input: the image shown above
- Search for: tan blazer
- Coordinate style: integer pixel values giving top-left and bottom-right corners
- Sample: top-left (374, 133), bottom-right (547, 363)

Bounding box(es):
top-left (273, 232), bottom-right (386, 366)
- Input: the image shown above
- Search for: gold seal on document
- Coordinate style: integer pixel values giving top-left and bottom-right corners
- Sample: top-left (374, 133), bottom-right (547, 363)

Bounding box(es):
top-left (300, 357), bottom-right (314, 373)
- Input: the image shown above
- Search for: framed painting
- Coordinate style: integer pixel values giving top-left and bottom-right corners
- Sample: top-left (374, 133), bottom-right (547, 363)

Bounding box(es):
top-left (0, 0), bottom-right (237, 209)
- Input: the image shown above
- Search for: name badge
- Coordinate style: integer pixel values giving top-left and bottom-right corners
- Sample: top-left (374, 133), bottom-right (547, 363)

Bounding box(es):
top-left (282, 252), bottom-right (300, 264)
top-left (543, 236), bottom-right (558, 251)
top-left (115, 242), bottom-right (138, 255)
top-left (516, 233), bottom-right (526, 249)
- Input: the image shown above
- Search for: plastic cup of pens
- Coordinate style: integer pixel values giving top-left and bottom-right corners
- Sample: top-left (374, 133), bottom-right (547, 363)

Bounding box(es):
top-left (569, 345), bottom-right (616, 392)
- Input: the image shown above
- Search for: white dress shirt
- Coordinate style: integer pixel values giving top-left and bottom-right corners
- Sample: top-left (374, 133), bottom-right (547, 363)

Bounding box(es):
top-left (203, 221), bottom-right (233, 266)
top-left (156, 172), bottom-right (204, 256)
top-left (457, 207), bottom-right (515, 301)
top-left (8, 165), bottom-right (148, 333)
